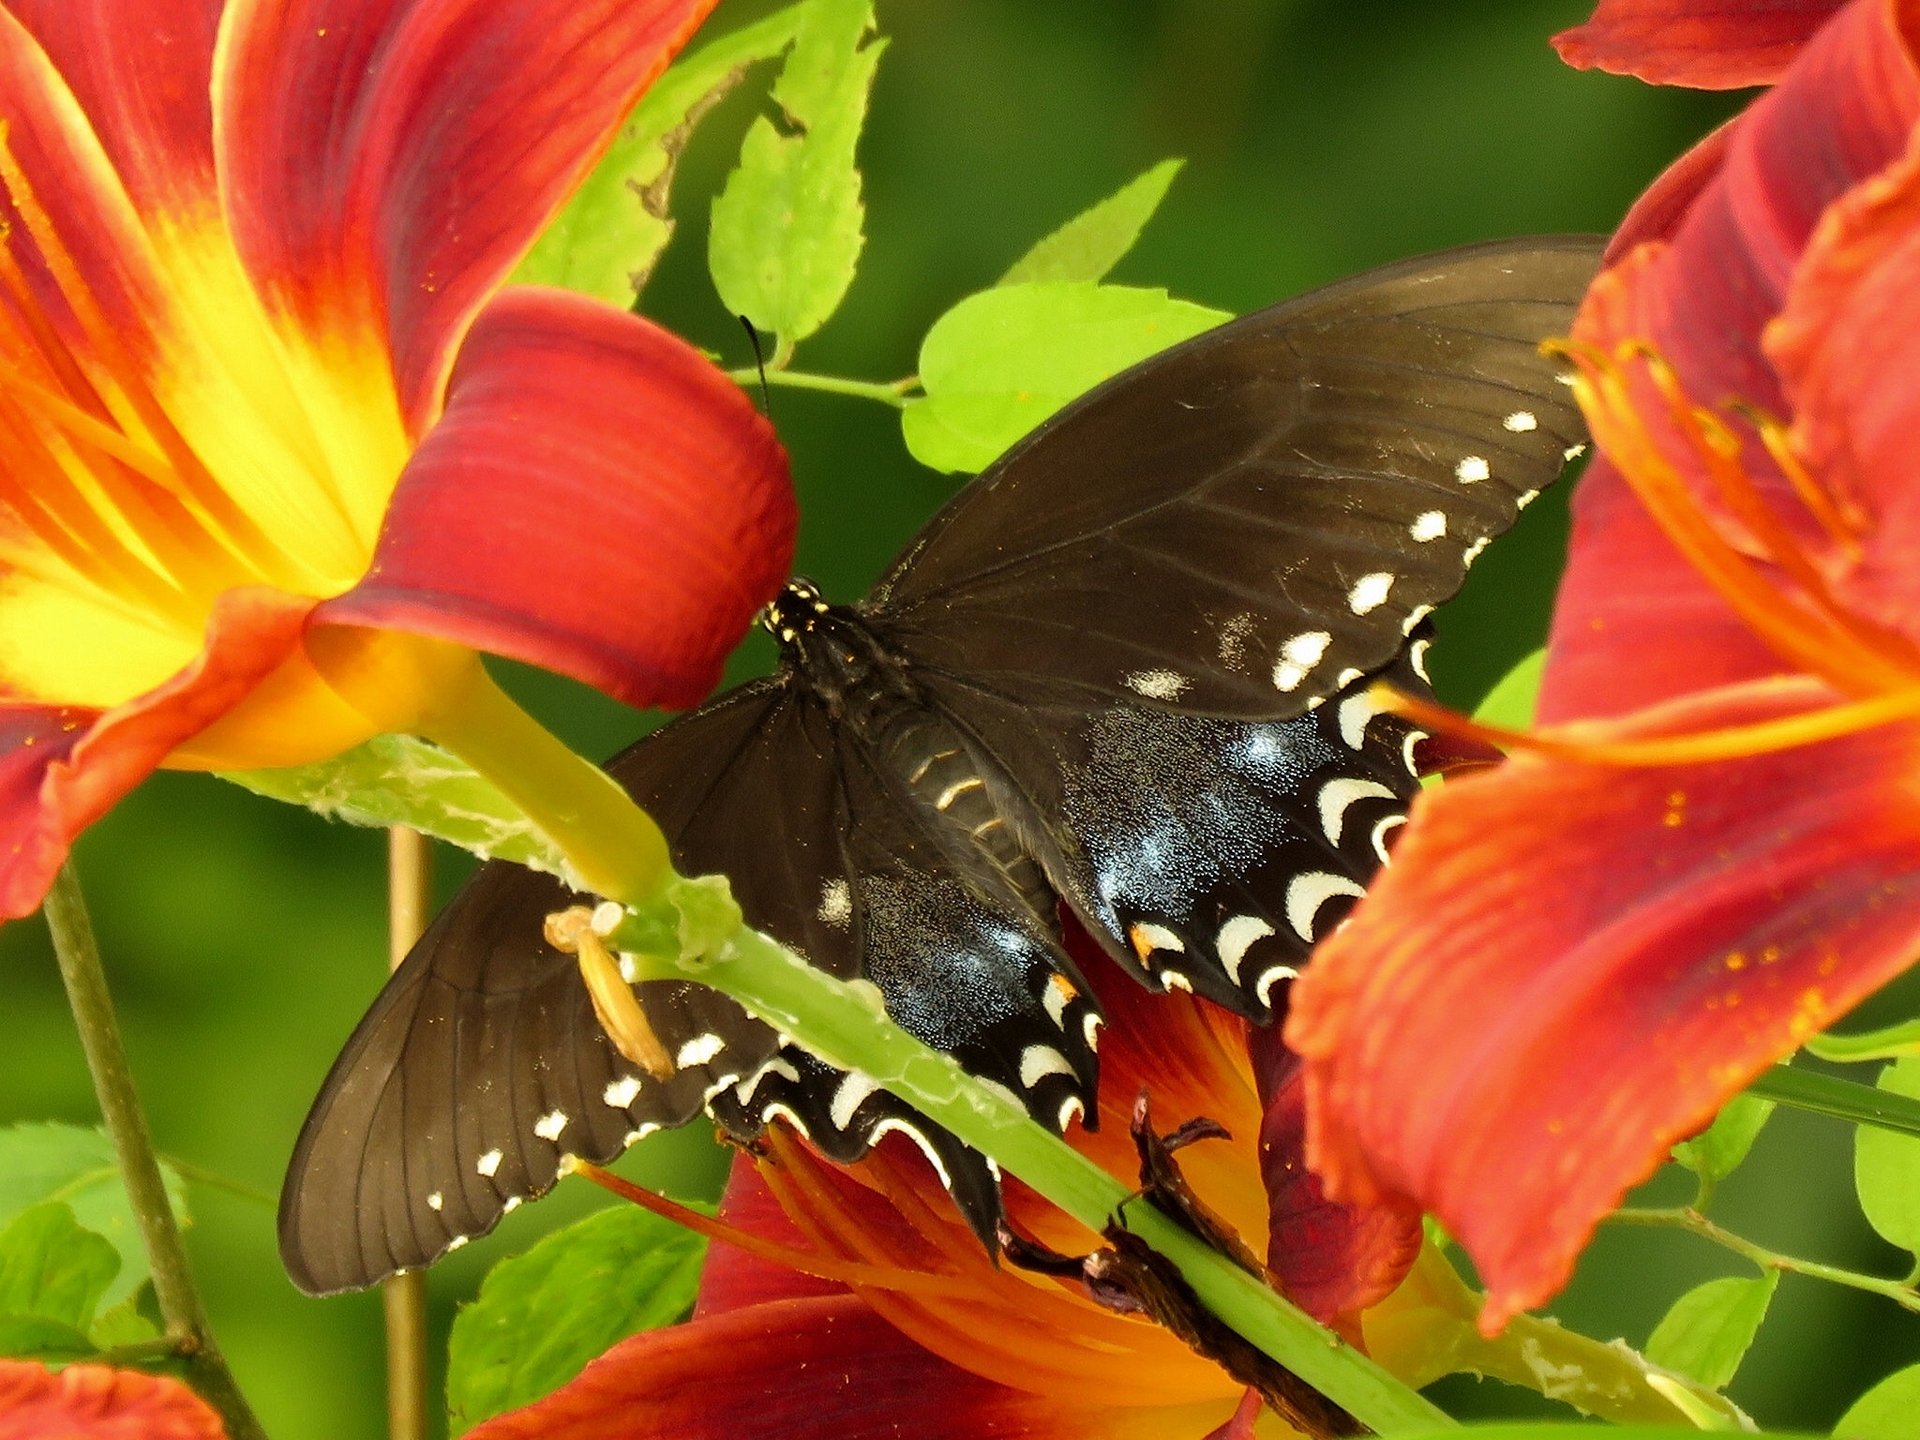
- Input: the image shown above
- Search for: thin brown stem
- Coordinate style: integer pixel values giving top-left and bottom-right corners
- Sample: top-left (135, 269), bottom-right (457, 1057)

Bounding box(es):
top-left (382, 827), bottom-right (432, 1440)
top-left (44, 861), bottom-right (267, 1440)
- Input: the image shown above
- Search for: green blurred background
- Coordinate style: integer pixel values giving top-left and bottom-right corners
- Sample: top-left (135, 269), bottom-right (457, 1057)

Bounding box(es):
top-left (6, 2), bottom-right (1913, 1434)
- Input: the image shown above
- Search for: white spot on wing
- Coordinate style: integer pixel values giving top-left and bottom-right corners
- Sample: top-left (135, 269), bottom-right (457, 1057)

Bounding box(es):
top-left (622, 1123), bottom-right (661, 1147)
top-left (426, 1191), bottom-right (444, 1212)
top-left (1057, 1096), bottom-right (1086, 1131)
top-left (1462, 536), bottom-right (1491, 565)
top-left (830, 1072), bottom-right (879, 1131)
top-left (869, 1118), bottom-right (951, 1188)
top-left (1083, 1012), bottom-right (1103, 1052)
top-left (446, 1235), bottom-right (469, 1251)
top-left (1271, 630), bottom-right (1331, 691)
top-left (1126, 669), bottom-right (1189, 700)
top-left (1348, 572), bottom-right (1395, 616)
top-left (1337, 692), bottom-right (1378, 750)
top-left (1130, 921), bottom-right (1185, 956)
top-left (476, 1149), bottom-right (502, 1178)
top-left (1564, 442), bottom-right (1588, 462)
top-left (1504, 410), bottom-right (1538, 433)
top-left (1372, 814), bottom-right (1406, 864)
top-left (1409, 637), bottom-right (1431, 681)
top-left (1403, 728), bottom-right (1429, 776)
top-left (1159, 969), bottom-right (1192, 993)
top-left (1318, 777), bottom-right (1397, 846)
top-left (1456, 455), bottom-right (1490, 483)
top-left (1218, 612), bottom-right (1257, 667)
top-left (1256, 964), bottom-right (1301, 1009)
top-left (1216, 915), bottom-right (1276, 984)
top-left (502, 1196), bottom-right (522, 1214)
top-left (1285, 872), bottom-right (1367, 942)
top-left (603, 1075), bottom-right (642, 1108)
top-left (1410, 510), bottom-right (1447, 543)
top-left (817, 879), bottom-right (852, 927)
top-left (677, 1033), bottom-right (725, 1067)
top-left (1401, 603), bottom-right (1434, 636)
top-left (1019, 1045), bottom-right (1074, 1090)
top-left (534, 1109), bottom-right (568, 1142)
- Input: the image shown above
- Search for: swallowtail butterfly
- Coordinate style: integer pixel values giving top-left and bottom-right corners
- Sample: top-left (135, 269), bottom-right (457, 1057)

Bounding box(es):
top-left (282, 237), bottom-right (1601, 1294)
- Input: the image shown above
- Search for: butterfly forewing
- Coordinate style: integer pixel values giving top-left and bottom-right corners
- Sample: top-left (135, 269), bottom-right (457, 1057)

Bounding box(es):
top-left (873, 237), bottom-right (1600, 720)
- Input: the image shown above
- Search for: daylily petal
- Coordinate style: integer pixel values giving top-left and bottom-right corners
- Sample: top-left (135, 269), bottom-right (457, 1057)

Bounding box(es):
top-left (1768, 115), bottom-right (1920, 642)
top-left (1553, 0), bottom-right (1847, 89)
top-left (3, 1), bottom-right (221, 217)
top-left (213, 0), bottom-right (720, 425)
top-left (0, 1358), bottom-right (226, 1440)
top-left (466, 1294), bottom-right (1226, 1440)
top-left (314, 288), bottom-right (793, 711)
top-left (1609, 119), bottom-right (1737, 257)
top-left (694, 1154), bottom-right (849, 1319)
top-left (0, 585), bottom-right (310, 915)
top-left (1248, 1031), bottom-right (1421, 1328)
top-left (1287, 676), bottom-right (1920, 1330)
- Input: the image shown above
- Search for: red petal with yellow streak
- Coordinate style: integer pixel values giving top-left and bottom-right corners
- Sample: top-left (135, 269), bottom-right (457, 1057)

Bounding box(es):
top-left (0, 587), bottom-right (310, 917)
top-left (0, 1359), bottom-right (226, 1440)
top-left (315, 289), bottom-right (792, 712)
top-left (1553, 0), bottom-right (1846, 88)
top-left (213, 0), bottom-right (720, 424)
top-left (1768, 114), bottom-right (1920, 646)
top-left (1286, 676), bottom-right (1920, 1330)
top-left (464, 1292), bottom-right (1220, 1440)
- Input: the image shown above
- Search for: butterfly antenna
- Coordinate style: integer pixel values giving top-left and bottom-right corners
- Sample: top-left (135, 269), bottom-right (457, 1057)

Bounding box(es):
top-left (739, 315), bottom-right (773, 416)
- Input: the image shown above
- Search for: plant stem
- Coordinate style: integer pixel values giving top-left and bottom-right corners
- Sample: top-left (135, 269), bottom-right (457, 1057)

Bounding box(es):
top-left (611, 887), bottom-right (1453, 1434)
top-left (383, 828), bottom-right (432, 1440)
top-left (723, 366), bottom-right (918, 407)
top-left (43, 861), bottom-right (267, 1440)
top-left (1608, 1205), bottom-right (1920, 1312)
top-left (1748, 1063), bottom-right (1920, 1139)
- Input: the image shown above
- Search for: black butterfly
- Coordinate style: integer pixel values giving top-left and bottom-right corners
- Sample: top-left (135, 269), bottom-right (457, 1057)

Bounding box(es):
top-left (281, 237), bottom-right (1601, 1295)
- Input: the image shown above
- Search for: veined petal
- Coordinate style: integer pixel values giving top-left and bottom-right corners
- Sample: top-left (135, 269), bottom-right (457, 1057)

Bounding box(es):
top-left (1769, 114), bottom-right (1920, 643)
top-left (1553, 0), bottom-right (1847, 88)
top-left (213, 0), bottom-right (721, 426)
top-left (694, 1155), bottom-right (847, 1319)
top-left (0, 585), bottom-right (309, 917)
top-left (464, 1294), bottom-right (1228, 1440)
top-left (1286, 676), bottom-right (1920, 1330)
top-left (4, 1), bottom-right (222, 219)
top-left (0, 1359), bottom-right (226, 1440)
top-left (314, 289), bottom-right (791, 711)
top-left (1249, 1032), bottom-right (1421, 1328)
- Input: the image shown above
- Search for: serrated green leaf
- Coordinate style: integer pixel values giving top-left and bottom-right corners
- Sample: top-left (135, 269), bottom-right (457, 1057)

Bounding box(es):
top-left (1474, 648), bottom-right (1545, 730)
top-left (446, 1206), bottom-right (705, 1433)
top-left (223, 735), bottom-right (565, 876)
top-left (0, 1314), bottom-right (98, 1362)
top-left (1672, 1094), bottom-right (1775, 1183)
top-left (1644, 1272), bottom-right (1777, 1390)
top-left (0, 1203), bottom-right (119, 1331)
top-left (708, 0), bottom-right (882, 345)
top-left (999, 158), bottom-right (1185, 286)
top-left (902, 282), bottom-right (1231, 474)
top-left (1839, 1363), bottom-right (1920, 1438)
top-left (89, 1295), bottom-right (159, 1350)
top-left (512, 4), bottom-right (808, 303)
top-left (0, 1125), bottom-right (187, 1310)
top-left (1855, 1056), bottom-right (1920, 1254)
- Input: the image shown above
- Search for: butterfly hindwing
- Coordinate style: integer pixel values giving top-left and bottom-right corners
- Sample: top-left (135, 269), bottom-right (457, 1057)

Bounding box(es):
top-left (874, 237), bottom-right (1599, 720)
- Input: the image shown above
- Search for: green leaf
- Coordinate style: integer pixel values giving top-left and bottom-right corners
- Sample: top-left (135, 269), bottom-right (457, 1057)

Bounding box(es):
top-left (1672, 1093), bottom-right (1775, 1184)
top-left (511, 3), bottom-right (808, 303)
top-left (89, 1295), bottom-right (159, 1350)
top-left (999, 158), bottom-right (1185, 286)
top-left (0, 1125), bottom-right (187, 1309)
top-left (446, 1205), bottom-right (706, 1433)
top-left (708, 0), bottom-right (883, 347)
top-left (223, 735), bottom-right (565, 876)
top-left (1839, 1363), bottom-right (1920, 1438)
top-left (0, 1314), bottom-right (99, 1362)
top-left (1855, 1055), bottom-right (1920, 1254)
top-left (1808, 1016), bottom-right (1920, 1063)
top-left (902, 282), bottom-right (1231, 474)
top-left (1644, 1273), bottom-right (1777, 1390)
top-left (0, 1203), bottom-right (119, 1332)
top-left (1474, 648), bottom-right (1545, 730)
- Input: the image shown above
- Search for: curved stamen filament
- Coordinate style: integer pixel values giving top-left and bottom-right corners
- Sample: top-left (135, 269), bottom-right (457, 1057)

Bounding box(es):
top-left (1739, 402), bottom-right (1867, 556)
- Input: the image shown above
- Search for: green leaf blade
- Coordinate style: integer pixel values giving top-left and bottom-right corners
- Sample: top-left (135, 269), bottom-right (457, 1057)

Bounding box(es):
top-left (1474, 648), bottom-right (1545, 730)
top-left (0, 1203), bottom-right (120, 1332)
top-left (903, 282), bottom-right (1231, 474)
top-left (0, 1124), bottom-right (188, 1310)
top-left (1855, 1055), bottom-right (1920, 1254)
top-left (513, 3), bottom-right (810, 303)
top-left (999, 158), bottom-right (1185, 286)
top-left (708, 0), bottom-right (881, 347)
top-left (1644, 1272), bottom-right (1778, 1390)
top-left (1839, 1363), bottom-right (1920, 1438)
top-left (1672, 1093), bottom-right (1775, 1184)
top-left (446, 1205), bottom-right (706, 1433)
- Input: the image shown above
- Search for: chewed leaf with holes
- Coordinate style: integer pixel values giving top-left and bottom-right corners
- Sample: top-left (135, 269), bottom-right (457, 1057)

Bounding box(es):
top-left (285, 237), bottom-right (1601, 1293)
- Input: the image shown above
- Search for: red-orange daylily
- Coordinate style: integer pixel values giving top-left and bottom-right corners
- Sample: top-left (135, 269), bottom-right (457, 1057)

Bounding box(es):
top-left (1289, 0), bottom-right (1920, 1330)
top-left (0, 1358), bottom-right (225, 1440)
top-left (0, 0), bottom-right (794, 916)
top-left (469, 933), bottom-right (1422, 1440)
top-left (1554, 0), bottom-right (1846, 88)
